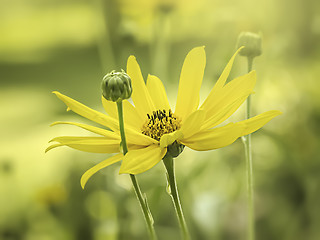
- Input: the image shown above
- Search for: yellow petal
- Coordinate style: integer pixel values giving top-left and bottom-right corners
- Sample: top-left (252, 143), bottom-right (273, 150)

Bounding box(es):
top-left (146, 74), bottom-right (171, 111)
top-left (50, 121), bottom-right (120, 139)
top-left (49, 136), bottom-right (120, 153)
top-left (54, 91), bottom-right (154, 145)
top-left (239, 110), bottom-right (282, 136)
top-left (122, 100), bottom-right (145, 130)
top-left (127, 56), bottom-right (155, 117)
top-left (101, 96), bottom-right (118, 119)
top-left (180, 109), bottom-right (206, 139)
top-left (100, 97), bottom-right (155, 145)
top-left (124, 127), bottom-right (159, 146)
top-left (181, 123), bottom-right (244, 151)
top-left (201, 90), bottom-right (252, 130)
top-left (119, 145), bottom-right (167, 174)
top-left (201, 47), bottom-right (243, 111)
top-left (202, 71), bottom-right (256, 123)
top-left (102, 97), bottom-right (144, 131)
top-left (175, 46), bottom-right (206, 121)
top-left (160, 131), bottom-right (184, 148)
top-left (81, 153), bottom-right (123, 189)
top-left (52, 92), bottom-right (154, 148)
top-left (53, 91), bottom-right (119, 131)
top-left (45, 143), bottom-right (63, 153)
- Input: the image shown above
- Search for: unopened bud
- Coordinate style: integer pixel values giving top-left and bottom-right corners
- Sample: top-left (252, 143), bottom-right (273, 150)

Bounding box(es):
top-left (101, 70), bottom-right (132, 102)
top-left (237, 32), bottom-right (262, 58)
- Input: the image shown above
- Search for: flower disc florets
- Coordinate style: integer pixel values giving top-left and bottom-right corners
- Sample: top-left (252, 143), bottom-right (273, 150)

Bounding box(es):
top-left (141, 109), bottom-right (181, 141)
top-left (101, 70), bottom-right (132, 102)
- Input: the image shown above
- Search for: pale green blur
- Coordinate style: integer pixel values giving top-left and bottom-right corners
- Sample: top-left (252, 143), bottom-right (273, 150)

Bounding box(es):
top-left (1, 0), bottom-right (319, 239)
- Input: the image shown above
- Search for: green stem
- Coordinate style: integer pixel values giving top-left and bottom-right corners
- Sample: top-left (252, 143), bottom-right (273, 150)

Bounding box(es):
top-left (244, 134), bottom-right (254, 240)
top-left (243, 56), bottom-right (254, 240)
top-left (163, 154), bottom-right (190, 240)
top-left (116, 101), bottom-right (157, 240)
top-left (246, 57), bottom-right (253, 119)
top-left (116, 101), bottom-right (128, 154)
top-left (247, 57), bottom-right (253, 75)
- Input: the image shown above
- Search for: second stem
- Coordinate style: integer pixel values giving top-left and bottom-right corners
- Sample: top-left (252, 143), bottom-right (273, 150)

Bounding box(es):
top-left (244, 56), bottom-right (254, 240)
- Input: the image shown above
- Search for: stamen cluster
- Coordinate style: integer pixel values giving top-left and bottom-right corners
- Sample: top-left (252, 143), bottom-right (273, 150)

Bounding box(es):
top-left (142, 109), bottom-right (181, 141)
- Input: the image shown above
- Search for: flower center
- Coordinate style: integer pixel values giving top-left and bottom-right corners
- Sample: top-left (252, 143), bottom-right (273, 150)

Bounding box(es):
top-left (141, 109), bottom-right (181, 141)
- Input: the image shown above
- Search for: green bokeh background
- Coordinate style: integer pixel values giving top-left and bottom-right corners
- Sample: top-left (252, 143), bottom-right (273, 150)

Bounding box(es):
top-left (1, 0), bottom-right (319, 239)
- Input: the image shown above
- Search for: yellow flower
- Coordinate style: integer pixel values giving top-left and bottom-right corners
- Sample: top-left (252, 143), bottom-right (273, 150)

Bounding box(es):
top-left (47, 46), bottom-right (281, 188)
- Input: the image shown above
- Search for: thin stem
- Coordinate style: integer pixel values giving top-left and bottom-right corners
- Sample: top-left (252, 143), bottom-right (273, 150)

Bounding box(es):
top-left (243, 56), bottom-right (255, 240)
top-left (247, 57), bottom-right (253, 75)
top-left (163, 154), bottom-right (190, 240)
top-left (246, 57), bottom-right (253, 119)
top-left (116, 101), bottom-right (128, 154)
top-left (244, 135), bottom-right (254, 240)
top-left (116, 101), bottom-right (157, 240)
top-left (129, 175), bottom-right (156, 240)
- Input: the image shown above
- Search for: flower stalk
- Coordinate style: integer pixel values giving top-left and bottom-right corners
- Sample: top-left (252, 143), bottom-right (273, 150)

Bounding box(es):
top-left (238, 31), bottom-right (262, 240)
top-left (116, 101), bottom-right (157, 240)
top-left (243, 57), bottom-right (255, 240)
top-left (163, 154), bottom-right (190, 240)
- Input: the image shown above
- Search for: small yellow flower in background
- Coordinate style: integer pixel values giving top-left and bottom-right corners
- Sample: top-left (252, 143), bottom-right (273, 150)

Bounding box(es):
top-left (47, 46), bottom-right (281, 188)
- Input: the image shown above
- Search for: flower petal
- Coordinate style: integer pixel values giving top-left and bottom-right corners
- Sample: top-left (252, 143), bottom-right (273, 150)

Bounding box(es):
top-left (201, 47), bottom-right (244, 109)
top-left (201, 90), bottom-right (253, 130)
top-left (180, 109), bottom-right (206, 139)
top-left (54, 92), bottom-right (155, 146)
top-left (50, 121), bottom-right (120, 139)
top-left (100, 97), bottom-right (156, 145)
top-left (119, 145), bottom-right (167, 174)
top-left (202, 71), bottom-right (256, 127)
top-left (175, 46), bottom-right (206, 121)
top-left (239, 110), bottom-right (282, 136)
top-left (53, 91), bottom-right (119, 131)
top-left (201, 47), bottom-right (243, 111)
top-left (49, 136), bottom-right (120, 153)
top-left (121, 100), bottom-right (145, 129)
top-left (146, 74), bottom-right (171, 111)
top-left (160, 131), bottom-right (184, 148)
top-left (102, 97), bottom-right (144, 131)
top-left (127, 56), bottom-right (155, 117)
top-left (45, 143), bottom-right (63, 153)
top-left (101, 96), bottom-right (118, 119)
top-left (81, 153), bottom-right (123, 189)
top-left (124, 127), bottom-right (158, 146)
top-left (181, 123), bottom-right (244, 151)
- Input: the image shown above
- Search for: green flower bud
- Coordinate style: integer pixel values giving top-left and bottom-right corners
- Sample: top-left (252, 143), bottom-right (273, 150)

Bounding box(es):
top-left (101, 70), bottom-right (132, 102)
top-left (237, 32), bottom-right (262, 58)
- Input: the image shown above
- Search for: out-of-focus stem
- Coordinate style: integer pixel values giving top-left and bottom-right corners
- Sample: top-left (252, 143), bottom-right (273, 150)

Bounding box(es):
top-left (243, 56), bottom-right (254, 240)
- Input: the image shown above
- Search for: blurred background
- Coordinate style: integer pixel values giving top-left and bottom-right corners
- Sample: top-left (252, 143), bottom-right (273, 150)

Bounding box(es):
top-left (1, 0), bottom-right (320, 239)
